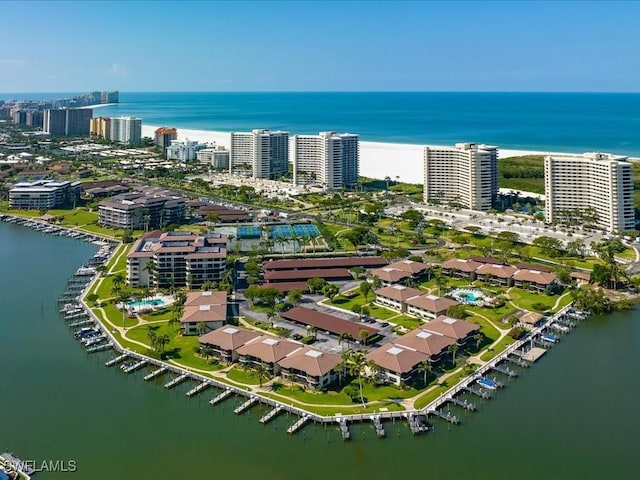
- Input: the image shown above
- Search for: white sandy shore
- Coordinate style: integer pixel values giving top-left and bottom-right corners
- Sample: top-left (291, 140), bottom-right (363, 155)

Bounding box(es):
top-left (141, 124), bottom-right (571, 183)
top-left (80, 103), bottom-right (117, 109)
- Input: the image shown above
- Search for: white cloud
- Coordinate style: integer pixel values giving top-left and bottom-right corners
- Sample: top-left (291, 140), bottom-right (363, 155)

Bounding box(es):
top-left (108, 62), bottom-right (127, 78)
top-left (0, 58), bottom-right (30, 67)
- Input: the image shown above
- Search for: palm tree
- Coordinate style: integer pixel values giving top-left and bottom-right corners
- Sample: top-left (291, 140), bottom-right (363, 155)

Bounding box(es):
top-left (146, 327), bottom-right (157, 350)
top-left (473, 333), bottom-right (483, 351)
top-left (254, 363), bottom-right (269, 387)
top-left (156, 333), bottom-right (170, 356)
top-left (112, 273), bottom-right (125, 292)
top-left (196, 321), bottom-right (207, 336)
top-left (338, 332), bottom-right (353, 351)
top-left (359, 281), bottom-right (372, 304)
top-left (346, 350), bottom-right (368, 406)
top-left (447, 343), bottom-right (460, 365)
top-left (143, 260), bottom-right (156, 287)
top-left (417, 361), bottom-right (433, 386)
top-left (307, 325), bottom-right (318, 340)
top-left (358, 328), bottom-right (370, 346)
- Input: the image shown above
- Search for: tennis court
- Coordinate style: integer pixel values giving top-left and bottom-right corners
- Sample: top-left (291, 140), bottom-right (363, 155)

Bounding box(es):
top-left (293, 224), bottom-right (320, 237)
top-left (237, 225), bottom-right (261, 239)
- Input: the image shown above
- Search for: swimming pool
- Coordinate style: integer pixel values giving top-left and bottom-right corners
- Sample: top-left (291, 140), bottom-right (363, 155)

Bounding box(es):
top-left (449, 288), bottom-right (486, 306)
top-left (128, 298), bottom-right (166, 309)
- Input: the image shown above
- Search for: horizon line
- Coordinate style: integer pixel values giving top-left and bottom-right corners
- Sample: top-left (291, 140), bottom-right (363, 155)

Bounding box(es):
top-left (2, 90), bottom-right (640, 95)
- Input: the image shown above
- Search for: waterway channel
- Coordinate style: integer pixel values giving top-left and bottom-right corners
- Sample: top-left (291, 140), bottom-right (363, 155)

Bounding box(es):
top-left (1, 221), bottom-right (639, 479)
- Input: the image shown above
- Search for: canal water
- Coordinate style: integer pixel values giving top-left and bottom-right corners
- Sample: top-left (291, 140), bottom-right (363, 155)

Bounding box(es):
top-left (1, 221), bottom-right (639, 479)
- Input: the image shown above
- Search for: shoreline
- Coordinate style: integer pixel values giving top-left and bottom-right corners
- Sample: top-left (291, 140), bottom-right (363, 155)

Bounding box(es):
top-left (80, 103), bottom-right (117, 109)
top-left (140, 124), bottom-right (574, 183)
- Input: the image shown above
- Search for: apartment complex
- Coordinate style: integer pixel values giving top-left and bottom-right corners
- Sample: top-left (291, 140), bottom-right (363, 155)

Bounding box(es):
top-left (9, 179), bottom-right (81, 209)
top-left (166, 138), bottom-right (208, 161)
top-left (423, 143), bottom-right (498, 211)
top-left (98, 188), bottom-right (187, 230)
top-left (544, 152), bottom-right (634, 232)
top-left (43, 108), bottom-right (93, 136)
top-left (90, 116), bottom-right (142, 145)
top-left (197, 146), bottom-right (230, 169)
top-left (126, 231), bottom-right (227, 289)
top-left (291, 132), bottom-right (359, 189)
top-left (154, 127), bottom-right (178, 149)
top-left (230, 129), bottom-right (289, 179)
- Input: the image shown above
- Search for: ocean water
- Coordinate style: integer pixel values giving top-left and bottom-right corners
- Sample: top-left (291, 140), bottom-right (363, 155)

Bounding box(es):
top-left (3, 92), bottom-right (640, 156)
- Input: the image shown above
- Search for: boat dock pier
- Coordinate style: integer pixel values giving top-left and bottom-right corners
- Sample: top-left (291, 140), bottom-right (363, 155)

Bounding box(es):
top-left (68, 318), bottom-right (94, 328)
top-left (504, 354), bottom-right (529, 368)
top-left (491, 363), bottom-right (518, 378)
top-left (144, 366), bottom-right (168, 381)
top-left (446, 395), bottom-right (476, 411)
top-left (286, 415), bottom-right (310, 434)
top-left (234, 396), bottom-right (258, 414)
top-left (260, 406), bottom-right (284, 424)
top-left (122, 360), bottom-right (148, 374)
top-left (429, 409), bottom-right (460, 425)
top-left (164, 373), bottom-right (189, 389)
top-left (371, 415), bottom-right (385, 437)
top-left (187, 381), bottom-right (210, 397)
top-left (337, 417), bottom-right (351, 439)
top-left (105, 354), bottom-right (128, 367)
top-left (407, 413), bottom-right (430, 434)
top-left (463, 385), bottom-right (491, 399)
top-left (210, 388), bottom-right (234, 405)
top-left (87, 342), bottom-right (113, 353)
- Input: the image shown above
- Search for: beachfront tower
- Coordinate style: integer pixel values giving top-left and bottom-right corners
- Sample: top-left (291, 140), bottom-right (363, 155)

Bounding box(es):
top-left (110, 116), bottom-right (142, 146)
top-left (43, 108), bottom-right (93, 136)
top-left (230, 129), bottom-right (289, 180)
top-left (292, 132), bottom-right (360, 190)
top-left (423, 143), bottom-right (498, 211)
top-left (544, 152), bottom-right (634, 233)
top-left (154, 127), bottom-right (178, 149)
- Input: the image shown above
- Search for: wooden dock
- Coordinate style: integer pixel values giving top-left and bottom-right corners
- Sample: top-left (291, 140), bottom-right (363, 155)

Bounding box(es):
top-left (86, 342), bottom-right (113, 353)
top-left (105, 354), bottom-right (128, 367)
top-left (491, 363), bottom-right (518, 377)
top-left (337, 417), bottom-right (351, 440)
top-left (234, 396), bottom-right (258, 414)
top-left (429, 409), bottom-right (460, 425)
top-left (210, 388), bottom-right (234, 405)
top-left (260, 406), bottom-right (284, 424)
top-left (164, 373), bottom-right (189, 389)
top-left (186, 381), bottom-right (210, 397)
top-left (123, 360), bottom-right (148, 373)
top-left (371, 415), bottom-right (385, 438)
top-left (462, 385), bottom-right (491, 399)
top-left (286, 415), bottom-right (310, 434)
top-left (144, 366), bottom-right (168, 381)
top-left (68, 319), bottom-right (94, 328)
top-left (407, 413), bottom-right (429, 434)
top-left (447, 395), bottom-right (476, 411)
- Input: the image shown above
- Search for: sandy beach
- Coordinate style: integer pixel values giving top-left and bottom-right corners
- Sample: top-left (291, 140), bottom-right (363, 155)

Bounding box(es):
top-left (141, 124), bottom-right (566, 183)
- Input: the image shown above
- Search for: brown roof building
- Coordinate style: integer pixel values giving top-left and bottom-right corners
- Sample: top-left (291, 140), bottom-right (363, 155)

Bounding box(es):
top-left (262, 257), bottom-right (387, 271)
top-left (370, 266), bottom-right (412, 284)
top-left (180, 291), bottom-right (228, 335)
top-left (236, 336), bottom-right (301, 374)
top-left (423, 316), bottom-right (480, 344)
top-left (396, 328), bottom-right (456, 359)
top-left (387, 259), bottom-right (430, 275)
top-left (441, 258), bottom-right (482, 278)
top-left (366, 344), bottom-right (427, 386)
top-left (405, 294), bottom-right (459, 320)
top-left (263, 268), bottom-right (352, 283)
top-left (279, 347), bottom-right (341, 389)
top-left (280, 306), bottom-right (378, 339)
top-left (198, 326), bottom-right (261, 362)
top-left (475, 263), bottom-right (517, 285)
top-left (512, 269), bottom-right (558, 291)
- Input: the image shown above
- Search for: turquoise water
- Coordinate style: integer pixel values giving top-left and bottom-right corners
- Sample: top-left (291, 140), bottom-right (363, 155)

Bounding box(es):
top-left (2, 92), bottom-right (640, 155)
top-left (128, 298), bottom-right (165, 309)
top-left (2, 222), bottom-right (640, 479)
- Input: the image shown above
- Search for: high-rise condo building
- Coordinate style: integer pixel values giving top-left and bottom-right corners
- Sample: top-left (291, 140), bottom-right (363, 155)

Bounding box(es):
top-left (154, 127), bottom-right (178, 149)
top-left (230, 129), bottom-right (289, 179)
top-left (166, 139), bottom-right (208, 161)
top-left (292, 132), bottom-right (360, 190)
top-left (43, 108), bottom-right (93, 136)
top-left (544, 152), bottom-right (634, 232)
top-left (197, 146), bottom-right (230, 170)
top-left (90, 117), bottom-right (112, 139)
top-left (423, 143), bottom-right (498, 211)
top-left (111, 116), bottom-right (142, 146)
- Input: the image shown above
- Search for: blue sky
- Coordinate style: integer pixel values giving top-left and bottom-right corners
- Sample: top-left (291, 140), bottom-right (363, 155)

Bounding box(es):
top-left (1, 0), bottom-right (638, 92)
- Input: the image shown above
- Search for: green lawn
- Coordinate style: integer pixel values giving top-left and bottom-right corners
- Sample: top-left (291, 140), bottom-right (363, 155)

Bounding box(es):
top-left (99, 303), bottom-right (139, 328)
top-left (260, 392), bottom-right (405, 415)
top-left (467, 303), bottom-right (517, 324)
top-left (327, 292), bottom-right (398, 320)
top-left (389, 315), bottom-right (422, 330)
top-left (226, 366), bottom-right (262, 385)
top-left (508, 288), bottom-right (560, 312)
top-left (465, 312), bottom-right (502, 341)
top-left (140, 307), bottom-right (177, 322)
top-left (413, 369), bottom-right (467, 409)
top-left (480, 335), bottom-right (516, 362)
